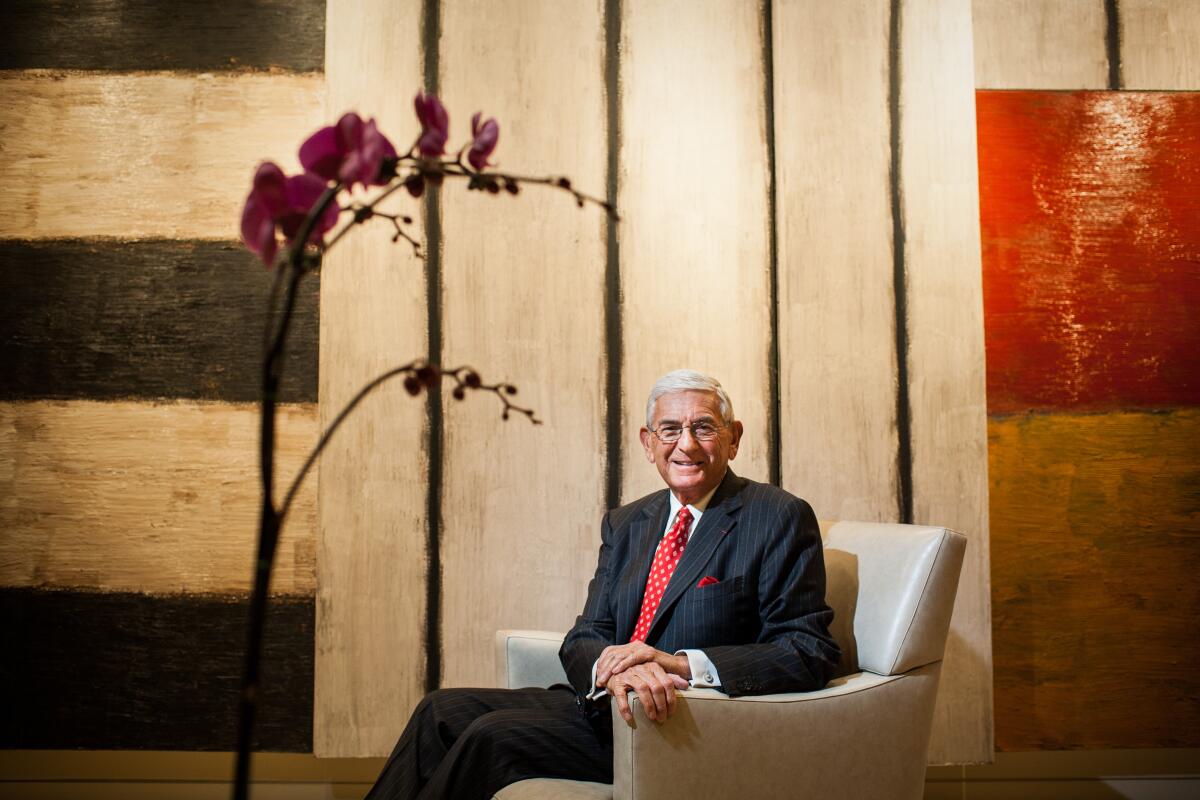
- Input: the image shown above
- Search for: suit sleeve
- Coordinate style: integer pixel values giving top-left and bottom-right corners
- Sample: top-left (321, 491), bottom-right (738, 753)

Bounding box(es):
top-left (702, 496), bottom-right (840, 695)
top-left (559, 511), bottom-right (619, 694)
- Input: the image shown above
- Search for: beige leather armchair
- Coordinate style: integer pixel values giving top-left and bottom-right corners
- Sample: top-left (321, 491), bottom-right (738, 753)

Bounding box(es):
top-left (493, 521), bottom-right (967, 800)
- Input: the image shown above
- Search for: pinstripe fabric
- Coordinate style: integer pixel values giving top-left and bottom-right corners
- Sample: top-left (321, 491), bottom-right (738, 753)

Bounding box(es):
top-left (365, 470), bottom-right (837, 798)
top-left (561, 469), bottom-right (840, 696)
top-left (364, 686), bottom-right (611, 800)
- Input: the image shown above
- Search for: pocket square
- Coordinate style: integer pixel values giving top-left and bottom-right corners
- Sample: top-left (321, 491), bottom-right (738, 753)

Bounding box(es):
top-left (697, 575), bottom-right (720, 588)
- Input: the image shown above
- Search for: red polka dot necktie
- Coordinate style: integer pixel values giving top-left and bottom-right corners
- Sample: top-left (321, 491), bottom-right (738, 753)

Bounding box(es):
top-left (629, 507), bottom-right (694, 642)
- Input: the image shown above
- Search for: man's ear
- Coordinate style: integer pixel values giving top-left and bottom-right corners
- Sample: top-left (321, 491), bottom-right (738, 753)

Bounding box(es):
top-left (728, 420), bottom-right (744, 459)
top-left (639, 427), bottom-right (655, 462)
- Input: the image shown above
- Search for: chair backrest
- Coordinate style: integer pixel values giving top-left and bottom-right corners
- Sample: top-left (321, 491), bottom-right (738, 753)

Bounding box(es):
top-left (820, 521), bottom-right (966, 677)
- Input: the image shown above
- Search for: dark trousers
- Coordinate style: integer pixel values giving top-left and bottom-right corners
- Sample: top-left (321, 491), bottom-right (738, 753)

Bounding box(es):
top-left (363, 685), bottom-right (614, 800)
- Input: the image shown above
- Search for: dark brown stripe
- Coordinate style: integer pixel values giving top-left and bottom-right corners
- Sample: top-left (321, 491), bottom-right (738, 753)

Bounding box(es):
top-left (421, 0), bottom-right (444, 695)
top-left (604, 0), bottom-right (624, 511)
top-left (1104, 0), bottom-right (1123, 91)
top-left (0, 0), bottom-right (325, 72)
top-left (761, 0), bottom-right (782, 487)
top-left (0, 588), bottom-right (312, 751)
top-left (0, 239), bottom-right (318, 403)
top-left (888, 0), bottom-right (914, 524)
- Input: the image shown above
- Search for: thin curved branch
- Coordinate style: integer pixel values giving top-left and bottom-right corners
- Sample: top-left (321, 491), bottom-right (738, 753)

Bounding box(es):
top-left (278, 361), bottom-right (417, 522)
top-left (441, 365), bottom-right (543, 424)
top-left (324, 177), bottom-right (413, 251)
top-left (321, 159), bottom-right (617, 258)
top-left (278, 362), bottom-right (541, 522)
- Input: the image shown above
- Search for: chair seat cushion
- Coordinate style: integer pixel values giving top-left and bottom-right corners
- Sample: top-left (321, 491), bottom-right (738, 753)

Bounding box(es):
top-left (495, 777), bottom-right (613, 799)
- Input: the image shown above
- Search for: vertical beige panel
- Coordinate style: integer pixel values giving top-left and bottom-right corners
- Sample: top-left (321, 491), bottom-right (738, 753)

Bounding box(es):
top-left (902, 0), bottom-right (994, 764)
top-left (1123, 0), bottom-right (1200, 90)
top-left (620, 0), bottom-right (771, 501)
top-left (316, 0), bottom-right (426, 758)
top-left (971, 0), bottom-right (1108, 89)
top-left (774, 0), bottom-right (898, 522)
top-left (438, 0), bottom-right (607, 688)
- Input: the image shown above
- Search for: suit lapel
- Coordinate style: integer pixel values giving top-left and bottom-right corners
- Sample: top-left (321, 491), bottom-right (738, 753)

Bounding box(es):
top-left (646, 470), bottom-right (745, 642)
top-left (616, 492), bottom-right (670, 643)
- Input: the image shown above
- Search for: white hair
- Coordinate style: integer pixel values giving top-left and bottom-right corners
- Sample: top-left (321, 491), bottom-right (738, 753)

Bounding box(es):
top-left (645, 370), bottom-right (734, 427)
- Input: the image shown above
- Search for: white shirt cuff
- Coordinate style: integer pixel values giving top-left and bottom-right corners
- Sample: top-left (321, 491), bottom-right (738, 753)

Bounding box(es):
top-left (586, 657), bottom-right (606, 701)
top-left (679, 649), bottom-right (721, 688)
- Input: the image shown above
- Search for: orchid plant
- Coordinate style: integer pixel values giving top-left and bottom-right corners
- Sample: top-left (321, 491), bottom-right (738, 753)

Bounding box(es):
top-left (234, 92), bottom-right (613, 799)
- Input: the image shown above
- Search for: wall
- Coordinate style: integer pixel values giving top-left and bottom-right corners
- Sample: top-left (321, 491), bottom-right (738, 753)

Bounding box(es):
top-left (316, 0), bottom-right (993, 764)
top-left (19, 0), bottom-right (1200, 772)
top-left (1, 0), bottom-right (995, 765)
top-left (4, 0), bottom-right (1198, 790)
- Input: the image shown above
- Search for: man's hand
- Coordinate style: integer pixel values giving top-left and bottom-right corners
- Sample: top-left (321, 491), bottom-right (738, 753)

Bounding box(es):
top-left (595, 642), bottom-right (691, 689)
top-left (607, 661), bottom-right (690, 724)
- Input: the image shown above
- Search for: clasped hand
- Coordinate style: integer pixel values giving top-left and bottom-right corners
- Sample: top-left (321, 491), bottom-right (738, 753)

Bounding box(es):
top-left (595, 642), bottom-right (691, 724)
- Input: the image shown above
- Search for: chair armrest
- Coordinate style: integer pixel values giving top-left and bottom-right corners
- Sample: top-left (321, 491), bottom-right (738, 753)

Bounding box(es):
top-left (611, 663), bottom-right (942, 800)
top-left (495, 629), bottom-right (569, 689)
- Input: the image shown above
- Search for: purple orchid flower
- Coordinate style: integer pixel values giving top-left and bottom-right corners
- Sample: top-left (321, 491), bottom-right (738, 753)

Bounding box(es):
top-left (240, 162), bottom-right (340, 267)
top-left (414, 91), bottom-right (450, 158)
top-left (299, 111), bottom-right (397, 189)
top-left (467, 112), bottom-right (499, 171)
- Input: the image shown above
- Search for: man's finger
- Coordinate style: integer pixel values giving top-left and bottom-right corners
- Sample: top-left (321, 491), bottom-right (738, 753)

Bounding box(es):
top-left (649, 665), bottom-right (677, 719)
top-left (596, 648), bottom-right (622, 685)
top-left (620, 672), bottom-right (653, 722)
top-left (612, 682), bottom-right (634, 724)
top-left (648, 674), bottom-right (670, 720)
top-left (634, 680), bottom-right (657, 722)
top-left (596, 664), bottom-right (611, 686)
top-left (661, 671), bottom-right (678, 717)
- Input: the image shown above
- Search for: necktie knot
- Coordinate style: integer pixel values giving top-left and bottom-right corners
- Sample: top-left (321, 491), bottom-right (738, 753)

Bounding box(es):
top-left (672, 507), bottom-right (694, 546)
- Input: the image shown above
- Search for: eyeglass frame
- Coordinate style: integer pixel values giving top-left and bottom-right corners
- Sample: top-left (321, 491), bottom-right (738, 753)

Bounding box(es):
top-left (647, 419), bottom-right (731, 444)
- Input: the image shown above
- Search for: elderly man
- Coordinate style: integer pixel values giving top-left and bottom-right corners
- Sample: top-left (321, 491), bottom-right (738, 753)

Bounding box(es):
top-left (366, 370), bottom-right (839, 799)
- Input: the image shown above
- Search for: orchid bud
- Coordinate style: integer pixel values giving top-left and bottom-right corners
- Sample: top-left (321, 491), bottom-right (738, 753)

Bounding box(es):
top-left (405, 174), bottom-right (425, 198)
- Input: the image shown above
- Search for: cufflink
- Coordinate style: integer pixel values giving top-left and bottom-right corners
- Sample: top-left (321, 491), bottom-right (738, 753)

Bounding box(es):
top-left (701, 673), bottom-right (714, 684)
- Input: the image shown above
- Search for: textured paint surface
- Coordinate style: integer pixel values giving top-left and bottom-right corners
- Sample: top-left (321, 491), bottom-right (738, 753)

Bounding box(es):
top-left (901, 0), bottom-right (994, 765)
top-left (988, 410), bottom-right (1200, 750)
top-left (978, 91), bottom-right (1200, 415)
top-left (315, 0), bottom-right (428, 758)
top-left (774, 0), bottom-right (900, 523)
top-left (1, 589), bottom-right (313, 751)
top-left (979, 85), bottom-right (1200, 752)
top-left (0, 0), bottom-right (326, 72)
top-left (619, 0), bottom-right (772, 503)
top-left (439, 0), bottom-right (607, 693)
top-left (1122, 0), bottom-right (1200, 90)
top-left (0, 72), bottom-right (324, 239)
top-left (971, 0), bottom-right (1109, 90)
top-left (0, 239), bottom-right (318, 402)
top-left (0, 400), bottom-right (318, 595)
top-left (0, 0), bottom-right (327, 759)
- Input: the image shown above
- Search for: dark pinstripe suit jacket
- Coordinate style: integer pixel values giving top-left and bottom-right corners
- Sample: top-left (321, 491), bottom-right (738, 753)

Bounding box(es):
top-left (560, 469), bottom-right (840, 697)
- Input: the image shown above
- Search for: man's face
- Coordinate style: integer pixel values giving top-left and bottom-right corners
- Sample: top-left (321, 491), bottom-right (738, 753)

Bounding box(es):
top-left (639, 389), bottom-right (743, 505)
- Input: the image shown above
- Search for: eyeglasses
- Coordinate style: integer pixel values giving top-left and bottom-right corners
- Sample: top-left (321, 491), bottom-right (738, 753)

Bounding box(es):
top-left (649, 420), bottom-right (728, 443)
